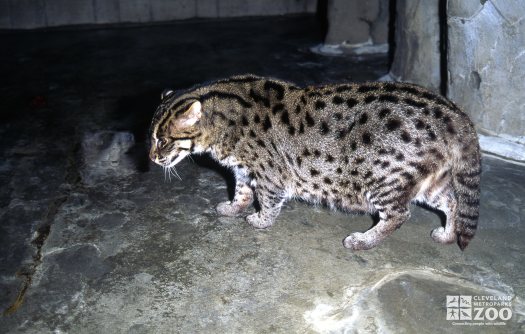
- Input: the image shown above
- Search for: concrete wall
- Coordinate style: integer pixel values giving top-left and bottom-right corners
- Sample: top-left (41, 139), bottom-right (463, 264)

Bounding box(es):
top-left (388, 0), bottom-right (525, 138)
top-left (0, 0), bottom-right (317, 29)
top-left (383, 0), bottom-right (525, 159)
top-left (447, 0), bottom-right (525, 138)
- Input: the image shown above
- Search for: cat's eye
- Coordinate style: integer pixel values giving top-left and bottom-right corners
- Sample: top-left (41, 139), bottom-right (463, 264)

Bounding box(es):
top-left (157, 138), bottom-right (167, 149)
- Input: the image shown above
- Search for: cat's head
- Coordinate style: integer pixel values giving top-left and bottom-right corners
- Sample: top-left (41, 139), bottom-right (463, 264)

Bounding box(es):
top-left (149, 89), bottom-right (204, 167)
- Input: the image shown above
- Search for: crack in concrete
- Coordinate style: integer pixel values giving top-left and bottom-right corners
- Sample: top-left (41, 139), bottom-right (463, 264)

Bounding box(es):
top-left (2, 196), bottom-right (65, 316)
top-left (2, 143), bottom-right (82, 315)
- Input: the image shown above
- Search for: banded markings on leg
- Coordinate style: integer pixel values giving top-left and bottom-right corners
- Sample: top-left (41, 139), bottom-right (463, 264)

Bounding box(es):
top-left (344, 203), bottom-right (411, 250)
top-left (246, 185), bottom-right (285, 229)
top-left (216, 181), bottom-right (254, 216)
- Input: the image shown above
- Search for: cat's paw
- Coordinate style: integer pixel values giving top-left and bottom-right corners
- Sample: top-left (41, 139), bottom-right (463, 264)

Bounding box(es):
top-left (343, 232), bottom-right (375, 251)
top-left (246, 213), bottom-right (273, 229)
top-left (216, 201), bottom-right (242, 216)
top-left (430, 227), bottom-right (456, 244)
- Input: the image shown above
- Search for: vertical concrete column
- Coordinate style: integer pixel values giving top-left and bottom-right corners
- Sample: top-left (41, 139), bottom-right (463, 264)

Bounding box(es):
top-left (319, 0), bottom-right (388, 55)
top-left (325, 0), bottom-right (377, 45)
top-left (388, 0), bottom-right (441, 91)
top-left (447, 0), bottom-right (525, 138)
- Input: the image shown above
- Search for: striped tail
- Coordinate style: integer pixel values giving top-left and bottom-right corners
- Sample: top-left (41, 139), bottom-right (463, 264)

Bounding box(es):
top-left (452, 141), bottom-right (481, 250)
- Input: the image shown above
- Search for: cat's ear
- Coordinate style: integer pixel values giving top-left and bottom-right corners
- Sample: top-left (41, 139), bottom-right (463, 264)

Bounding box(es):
top-left (177, 101), bottom-right (202, 127)
top-left (161, 89), bottom-right (174, 100)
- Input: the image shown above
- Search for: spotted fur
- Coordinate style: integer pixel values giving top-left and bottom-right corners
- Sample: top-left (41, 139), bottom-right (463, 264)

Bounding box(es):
top-left (149, 75), bottom-right (481, 251)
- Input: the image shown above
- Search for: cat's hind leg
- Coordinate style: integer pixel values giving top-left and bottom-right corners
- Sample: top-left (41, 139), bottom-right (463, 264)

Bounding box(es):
top-left (429, 188), bottom-right (458, 245)
top-left (217, 180), bottom-right (254, 216)
top-left (413, 168), bottom-right (459, 245)
top-left (344, 204), bottom-right (411, 251)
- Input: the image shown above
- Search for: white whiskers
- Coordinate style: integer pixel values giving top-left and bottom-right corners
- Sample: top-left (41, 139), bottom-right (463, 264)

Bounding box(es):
top-left (163, 165), bottom-right (182, 182)
top-left (169, 166), bottom-right (182, 181)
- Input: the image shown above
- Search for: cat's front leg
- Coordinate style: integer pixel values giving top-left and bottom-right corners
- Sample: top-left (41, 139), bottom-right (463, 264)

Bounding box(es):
top-left (216, 180), bottom-right (254, 216)
top-left (246, 187), bottom-right (285, 229)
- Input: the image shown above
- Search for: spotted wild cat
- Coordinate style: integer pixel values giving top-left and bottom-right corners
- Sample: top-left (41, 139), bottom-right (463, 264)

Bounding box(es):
top-left (149, 75), bottom-right (481, 251)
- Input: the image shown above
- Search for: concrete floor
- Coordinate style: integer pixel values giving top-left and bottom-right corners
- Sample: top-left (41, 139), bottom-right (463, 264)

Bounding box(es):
top-left (0, 16), bottom-right (524, 334)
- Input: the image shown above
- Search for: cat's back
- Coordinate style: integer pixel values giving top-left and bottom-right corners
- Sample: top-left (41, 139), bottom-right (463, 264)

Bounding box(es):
top-left (271, 81), bottom-right (477, 163)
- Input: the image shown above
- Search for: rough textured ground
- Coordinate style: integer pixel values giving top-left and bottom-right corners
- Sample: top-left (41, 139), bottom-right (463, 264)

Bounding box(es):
top-left (0, 16), bottom-right (524, 334)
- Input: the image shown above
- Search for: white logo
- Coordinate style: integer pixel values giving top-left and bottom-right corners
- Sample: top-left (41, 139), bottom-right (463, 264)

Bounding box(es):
top-left (446, 296), bottom-right (471, 320)
top-left (446, 295), bottom-right (513, 325)
top-left (460, 295), bottom-right (471, 308)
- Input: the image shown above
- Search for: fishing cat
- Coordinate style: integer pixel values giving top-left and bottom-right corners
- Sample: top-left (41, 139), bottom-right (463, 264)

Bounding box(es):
top-left (149, 75), bottom-right (481, 251)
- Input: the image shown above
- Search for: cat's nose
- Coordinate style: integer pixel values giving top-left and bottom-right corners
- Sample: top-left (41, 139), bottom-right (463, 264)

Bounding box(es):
top-left (149, 149), bottom-right (157, 162)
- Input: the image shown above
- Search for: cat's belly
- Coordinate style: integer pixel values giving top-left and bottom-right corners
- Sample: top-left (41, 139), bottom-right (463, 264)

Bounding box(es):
top-left (294, 185), bottom-right (373, 214)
